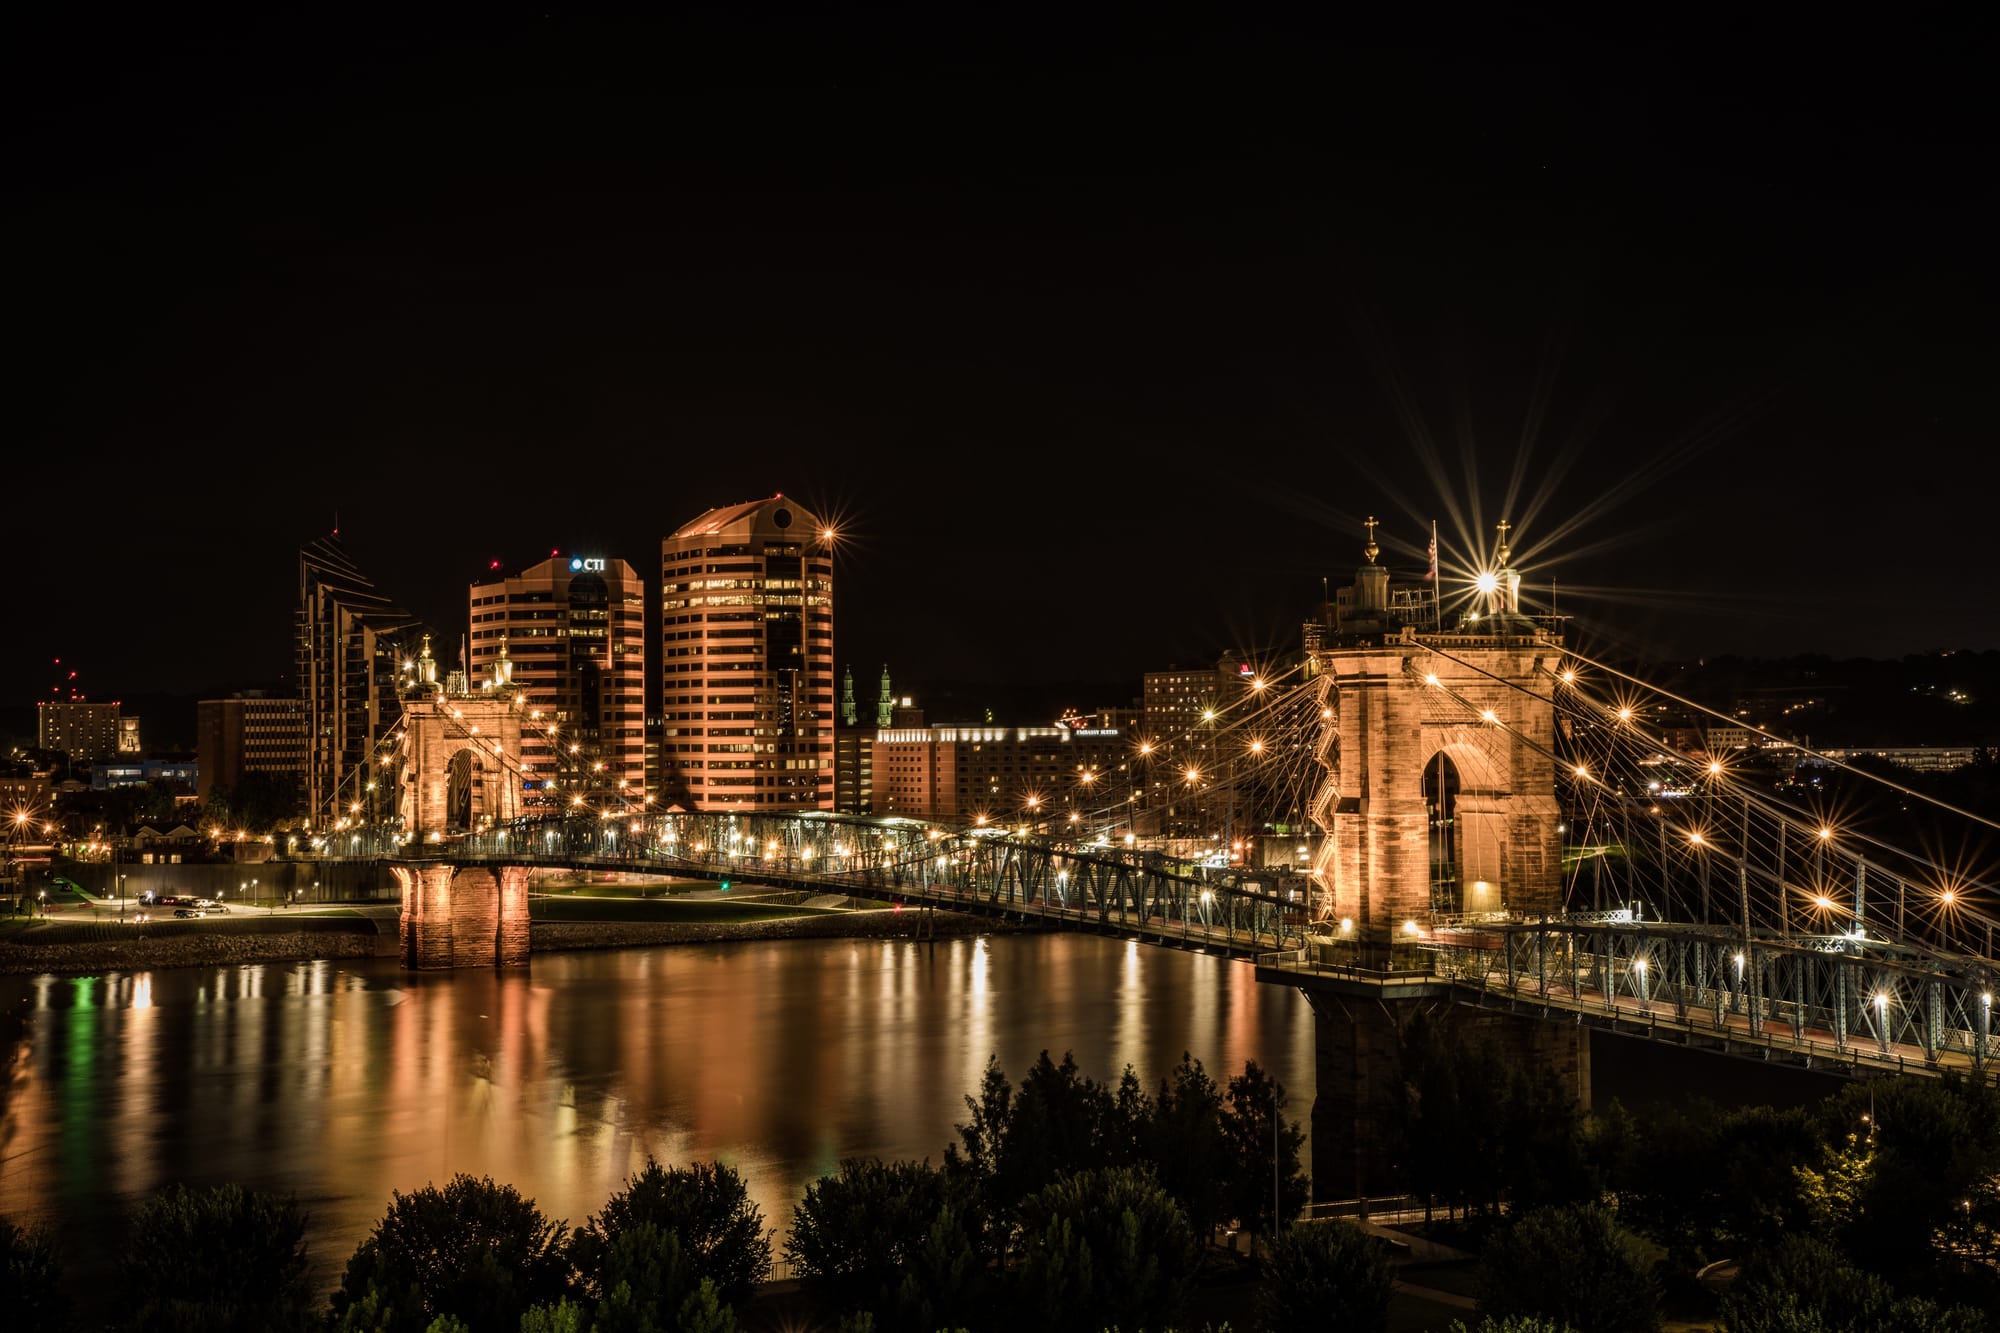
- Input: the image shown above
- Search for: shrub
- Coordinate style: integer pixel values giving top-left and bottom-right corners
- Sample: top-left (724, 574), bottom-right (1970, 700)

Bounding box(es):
top-left (1256, 1220), bottom-right (1396, 1333)
top-left (120, 1182), bottom-right (315, 1333)
top-left (329, 1173), bottom-right (571, 1332)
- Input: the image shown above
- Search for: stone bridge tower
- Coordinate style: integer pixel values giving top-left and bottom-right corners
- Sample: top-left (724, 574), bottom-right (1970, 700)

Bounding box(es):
top-left (1292, 519), bottom-right (1584, 1198)
top-left (392, 635), bottom-right (534, 969)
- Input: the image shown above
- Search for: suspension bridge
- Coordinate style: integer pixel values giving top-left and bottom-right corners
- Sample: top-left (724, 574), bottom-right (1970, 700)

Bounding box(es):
top-left (306, 525), bottom-right (2000, 1188)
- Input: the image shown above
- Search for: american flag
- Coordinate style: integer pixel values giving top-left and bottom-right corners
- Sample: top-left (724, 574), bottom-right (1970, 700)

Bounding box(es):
top-left (1425, 522), bottom-right (1438, 582)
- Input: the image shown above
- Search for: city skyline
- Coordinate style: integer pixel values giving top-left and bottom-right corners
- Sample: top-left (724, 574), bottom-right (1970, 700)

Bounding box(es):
top-left (7, 11), bottom-right (1992, 711)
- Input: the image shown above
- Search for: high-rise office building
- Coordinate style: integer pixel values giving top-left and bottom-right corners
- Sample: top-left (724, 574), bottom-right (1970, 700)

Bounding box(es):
top-left (196, 694), bottom-right (308, 807)
top-left (468, 553), bottom-right (648, 811)
top-left (659, 496), bottom-right (834, 810)
top-left (297, 532), bottom-right (426, 825)
top-left (869, 721), bottom-right (1127, 824)
top-left (37, 701), bottom-right (124, 763)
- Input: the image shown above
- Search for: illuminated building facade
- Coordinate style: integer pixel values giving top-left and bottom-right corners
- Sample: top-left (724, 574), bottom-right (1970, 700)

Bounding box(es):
top-left (659, 496), bottom-right (834, 810)
top-left (869, 724), bottom-right (1126, 824)
top-left (298, 533), bottom-right (426, 824)
top-left (468, 554), bottom-right (648, 811)
top-left (36, 701), bottom-right (124, 763)
top-left (195, 694), bottom-right (308, 807)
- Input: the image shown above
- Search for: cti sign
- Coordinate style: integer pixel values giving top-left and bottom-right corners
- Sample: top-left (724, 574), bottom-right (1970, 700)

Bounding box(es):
top-left (569, 557), bottom-right (606, 572)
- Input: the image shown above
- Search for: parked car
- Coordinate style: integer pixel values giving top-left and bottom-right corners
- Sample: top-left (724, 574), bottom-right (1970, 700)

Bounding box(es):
top-left (174, 908), bottom-right (205, 919)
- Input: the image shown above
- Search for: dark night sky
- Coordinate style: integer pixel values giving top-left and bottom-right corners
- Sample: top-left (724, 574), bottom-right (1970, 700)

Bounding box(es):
top-left (5, 7), bottom-right (1993, 722)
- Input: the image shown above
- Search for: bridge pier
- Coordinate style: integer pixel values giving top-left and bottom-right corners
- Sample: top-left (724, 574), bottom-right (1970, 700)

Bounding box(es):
top-left (1301, 983), bottom-right (1591, 1201)
top-left (394, 863), bottom-right (532, 969)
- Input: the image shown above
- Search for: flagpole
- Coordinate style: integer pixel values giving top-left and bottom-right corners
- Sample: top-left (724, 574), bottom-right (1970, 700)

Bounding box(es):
top-left (1430, 521), bottom-right (1441, 631)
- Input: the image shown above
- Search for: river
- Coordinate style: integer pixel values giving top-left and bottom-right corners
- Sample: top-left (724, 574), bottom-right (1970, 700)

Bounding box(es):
top-left (0, 931), bottom-right (1315, 1316)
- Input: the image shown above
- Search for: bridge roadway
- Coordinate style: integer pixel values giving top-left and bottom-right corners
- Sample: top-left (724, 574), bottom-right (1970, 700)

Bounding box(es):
top-left (1256, 919), bottom-right (2000, 1084)
top-left (347, 814), bottom-right (2000, 1081)
top-left (421, 811), bottom-right (1310, 959)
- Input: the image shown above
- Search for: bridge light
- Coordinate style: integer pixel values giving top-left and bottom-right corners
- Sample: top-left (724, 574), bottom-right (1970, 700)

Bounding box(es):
top-left (1200, 890), bottom-right (1213, 906)
top-left (1184, 767), bottom-right (1200, 784)
top-left (1815, 894), bottom-right (1834, 910)
top-left (1475, 571), bottom-right (1499, 595)
top-left (1617, 707), bottom-right (1634, 722)
top-left (1874, 992), bottom-right (1889, 1010)
top-left (719, 880), bottom-right (730, 892)
top-left (1402, 919), bottom-right (1419, 935)
top-left (1560, 669), bottom-right (1576, 684)
top-left (1708, 761), bottom-right (1723, 775)
top-left (1687, 832), bottom-right (1703, 845)
top-left (1251, 677), bottom-right (1267, 690)
top-left (1818, 826), bottom-right (1832, 840)
top-left (1424, 673), bottom-right (1440, 687)
top-left (1634, 958), bottom-right (1647, 973)
top-left (1940, 889), bottom-right (1957, 907)
top-left (1481, 709), bottom-right (1498, 724)
top-left (1339, 917), bottom-right (1352, 933)
top-left (1202, 709), bottom-right (1216, 723)
top-left (1574, 765), bottom-right (1589, 778)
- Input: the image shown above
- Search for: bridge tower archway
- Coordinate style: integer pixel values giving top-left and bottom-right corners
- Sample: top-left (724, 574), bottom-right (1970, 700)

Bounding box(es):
top-left (1296, 533), bottom-right (1579, 1200)
top-left (389, 635), bottom-right (533, 968)
top-left (1310, 631), bottom-right (1563, 959)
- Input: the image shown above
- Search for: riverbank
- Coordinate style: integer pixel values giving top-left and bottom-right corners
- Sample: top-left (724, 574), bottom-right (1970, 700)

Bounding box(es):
top-left (0, 902), bottom-right (1029, 976)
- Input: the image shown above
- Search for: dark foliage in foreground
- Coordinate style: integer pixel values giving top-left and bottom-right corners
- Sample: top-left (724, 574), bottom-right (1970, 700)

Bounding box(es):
top-left (1, 1217), bottom-right (74, 1333)
top-left (329, 1173), bottom-right (571, 1332)
top-left (122, 1182), bottom-right (317, 1333)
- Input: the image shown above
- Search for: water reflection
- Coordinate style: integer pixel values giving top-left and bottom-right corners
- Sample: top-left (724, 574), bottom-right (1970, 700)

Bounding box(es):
top-left (0, 934), bottom-right (1313, 1315)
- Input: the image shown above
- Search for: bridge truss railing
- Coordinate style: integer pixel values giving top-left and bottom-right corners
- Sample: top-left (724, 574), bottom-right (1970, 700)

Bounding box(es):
top-left (330, 811), bottom-right (1309, 956)
top-left (1432, 917), bottom-right (1998, 1077)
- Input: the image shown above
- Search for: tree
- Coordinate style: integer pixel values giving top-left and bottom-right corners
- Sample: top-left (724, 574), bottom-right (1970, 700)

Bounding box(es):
top-left (1256, 1219), bottom-right (1395, 1333)
top-left (588, 1222), bottom-right (693, 1333)
top-left (120, 1182), bottom-right (316, 1333)
top-left (330, 1173), bottom-right (572, 1333)
top-left (1016, 1165), bottom-right (1200, 1333)
top-left (1218, 1061), bottom-right (1308, 1249)
top-left (785, 1157), bottom-right (984, 1333)
top-left (0, 1216), bottom-right (72, 1333)
top-left (949, 1050), bottom-right (1140, 1260)
top-left (570, 1158), bottom-right (770, 1307)
top-left (1497, 1062), bottom-right (1597, 1212)
top-left (1814, 1076), bottom-right (2000, 1290)
top-left (1146, 1053), bottom-right (1229, 1244)
top-left (1721, 1233), bottom-right (1994, 1333)
top-left (1397, 1011), bottom-right (1464, 1223)
top-left (1476, 1202), bottom-right (1661, 1333)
